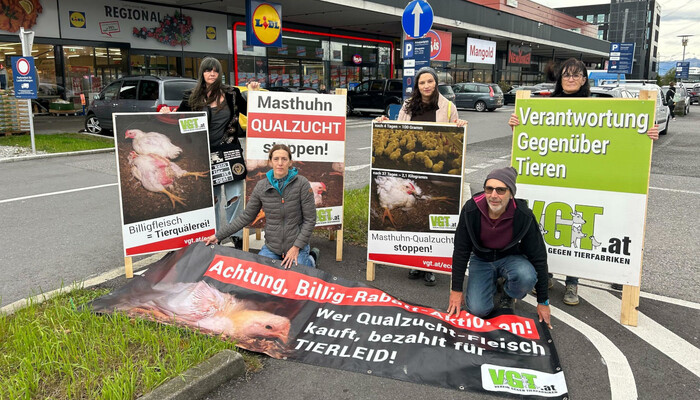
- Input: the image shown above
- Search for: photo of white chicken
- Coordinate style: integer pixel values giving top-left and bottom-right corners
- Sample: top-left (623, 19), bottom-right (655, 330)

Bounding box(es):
top-left (128, 151), bottom-right (209, 208)
top-left (309, 181), bottom-right (327, 207)
top-left (104, 280), bottom-right (291, 356)
top-left (125, 128), bottom-right (183, 160)
top-left (373, 175), bottom-right (454, 229)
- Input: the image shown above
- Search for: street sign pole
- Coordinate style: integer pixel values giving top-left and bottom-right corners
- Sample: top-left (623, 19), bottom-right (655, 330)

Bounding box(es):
top-left (19, 28), bottom-right (36, 154)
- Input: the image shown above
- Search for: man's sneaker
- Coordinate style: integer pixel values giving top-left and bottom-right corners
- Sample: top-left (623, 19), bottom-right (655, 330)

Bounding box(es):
top-left (498, 294), bottom-right (515, 309)
top-left (563, 284), bottom-right (579, 306)
top-left (309, 247), bottom-right (320, 267)
top-left (531, 277), bottom-right (554, 295)
top-left (408, 269), bottom-right (423, 279)
top-left (424, 272), bottom-right (436, 286)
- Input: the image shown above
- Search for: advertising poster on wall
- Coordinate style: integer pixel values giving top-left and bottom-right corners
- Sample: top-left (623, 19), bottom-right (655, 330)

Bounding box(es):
top-left (245, 91), bottom-right (346, 229)
top-left (113, 112), bottom-right (215, 256)
top-left (511, 98), bottom-right (654, 286)
top-left (92, 243), bottom-right (568, 398)
top-left (368, 122), bottom-right (466, 273)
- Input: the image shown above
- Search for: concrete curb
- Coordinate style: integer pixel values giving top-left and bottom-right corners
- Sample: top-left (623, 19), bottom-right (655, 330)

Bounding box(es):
top-left (0, 147), bottom-right (114, 163)
top-left (137, 349), bottom-right (245, 400)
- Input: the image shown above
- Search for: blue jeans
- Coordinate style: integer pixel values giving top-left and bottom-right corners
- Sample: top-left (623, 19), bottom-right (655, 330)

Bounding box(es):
top-left (466, 255), bottom-right (537, 317)
top-left (258, 244), bottom-right (316, 268)
top-left (215, 180), bottom-right (244, 239)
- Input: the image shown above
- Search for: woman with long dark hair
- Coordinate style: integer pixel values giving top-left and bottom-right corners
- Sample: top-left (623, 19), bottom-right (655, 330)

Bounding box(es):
top-left (161, 57), bottom-right (259, 247)
top-left (509, 58), bottom-right (658, 306)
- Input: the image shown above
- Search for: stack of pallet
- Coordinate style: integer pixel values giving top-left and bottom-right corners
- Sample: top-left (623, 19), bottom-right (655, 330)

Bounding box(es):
top-left (0, 90), bottom-right (31, 136)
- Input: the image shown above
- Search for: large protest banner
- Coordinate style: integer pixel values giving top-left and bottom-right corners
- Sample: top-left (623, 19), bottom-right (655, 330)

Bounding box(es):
top-left (511, 98), bottom-right (654, 286)
top-left (367, 122), bottom-right (466, 274)
top-left (244, 91), bottom-right (346, 229)
top-left (113, 112), bottom-right (215, 256)
top-left (92, 243), bottom-right (568, 398)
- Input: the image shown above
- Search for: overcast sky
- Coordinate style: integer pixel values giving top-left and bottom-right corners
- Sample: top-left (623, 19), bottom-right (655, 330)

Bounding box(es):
top-left (532, 0), bottom-right (699, 61)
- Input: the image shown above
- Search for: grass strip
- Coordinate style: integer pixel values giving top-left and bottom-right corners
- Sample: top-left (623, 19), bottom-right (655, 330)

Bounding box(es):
top-left (0, 133), bottom-right (114, 153)
top-left (0, 287), bottom-right (261, 400)
top-left (342, 185), bottom-right (369, 246)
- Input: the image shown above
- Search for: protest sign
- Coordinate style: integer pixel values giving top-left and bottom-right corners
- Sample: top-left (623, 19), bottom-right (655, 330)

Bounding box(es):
top-left (245, 91), bottom-right (346, 229)
top-left (113, 112), bottom-right (215, 256)
top-left (92, 243), bottom-right (568, 398)
top-left (511, 98), bottom-right (654, 286)
top-left (367, 122), bottom-right (466, 273)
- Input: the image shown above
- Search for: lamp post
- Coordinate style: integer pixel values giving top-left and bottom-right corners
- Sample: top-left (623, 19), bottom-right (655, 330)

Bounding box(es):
top-left (677, 35), bottom-right (693, 83)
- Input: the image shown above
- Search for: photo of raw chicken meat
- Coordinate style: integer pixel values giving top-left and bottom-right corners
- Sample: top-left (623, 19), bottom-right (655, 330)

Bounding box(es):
top-left (370, 170), bottom-right (460, 232)
top-left (115, 114), bottom-right (213, 224)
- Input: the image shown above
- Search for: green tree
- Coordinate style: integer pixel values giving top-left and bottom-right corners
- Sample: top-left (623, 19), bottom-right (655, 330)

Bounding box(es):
top-left (659, 68), bottom-right (676, 86)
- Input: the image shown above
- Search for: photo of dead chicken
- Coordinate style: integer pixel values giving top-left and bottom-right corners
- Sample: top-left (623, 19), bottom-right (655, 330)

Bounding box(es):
top-left (371, 123), bottom-right (465, 175)
top-left (114, 113), bottom-right (213, 225)
top-left (244, 159), bottom-right (344, 229)
top-left (369, 170), bottom-right (461, 232)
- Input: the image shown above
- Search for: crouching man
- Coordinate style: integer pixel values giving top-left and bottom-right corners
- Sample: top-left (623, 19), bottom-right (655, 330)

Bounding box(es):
top-left (446, 167), bottom-right (552, 328)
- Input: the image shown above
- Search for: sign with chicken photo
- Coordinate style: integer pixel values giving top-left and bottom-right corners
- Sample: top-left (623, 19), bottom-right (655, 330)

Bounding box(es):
top-left (368, 122), bottom-right (466, 273)
top-left (113, 112), bottom-right (215, 256)
top-left (245, 91), bottom-right (346, 229)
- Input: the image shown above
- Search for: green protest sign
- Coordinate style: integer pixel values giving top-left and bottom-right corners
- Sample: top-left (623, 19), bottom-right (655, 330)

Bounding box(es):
top-left (511, 98), bottom-right (654, 194)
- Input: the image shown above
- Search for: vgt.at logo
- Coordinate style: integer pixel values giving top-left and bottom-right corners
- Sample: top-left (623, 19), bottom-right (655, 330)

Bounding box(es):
top-left (481, 364), bottom-right (567, 397)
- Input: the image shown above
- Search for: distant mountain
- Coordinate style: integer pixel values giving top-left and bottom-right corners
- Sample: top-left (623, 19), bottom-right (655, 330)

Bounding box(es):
top-left (658, 58), bottom-right (700, 75)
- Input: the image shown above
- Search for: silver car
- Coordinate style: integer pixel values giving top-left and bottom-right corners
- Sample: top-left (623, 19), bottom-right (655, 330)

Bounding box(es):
top-left (451, 82), bottom-right (503, 112)
top-left (85, 76), bottom-right (197, 134)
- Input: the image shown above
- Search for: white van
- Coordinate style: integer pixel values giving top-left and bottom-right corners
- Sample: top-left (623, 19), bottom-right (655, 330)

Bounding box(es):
top-left (600, 82), bottom-right (671, 135)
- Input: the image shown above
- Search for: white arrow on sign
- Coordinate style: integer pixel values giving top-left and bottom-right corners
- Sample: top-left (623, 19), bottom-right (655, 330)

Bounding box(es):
top-left (412, 2), bottom-right (423, 38)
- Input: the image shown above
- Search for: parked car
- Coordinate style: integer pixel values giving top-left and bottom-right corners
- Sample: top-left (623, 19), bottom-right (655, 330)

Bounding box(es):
top-left (589, 86), bottom-right (634, 98)
top-left (661, 83), bottom-right (691, 116)
top-left (451, 82), bottom-right (503, 112)
top-left (268, 86), bottom-right (320, 93)
top-left (85, 76), bottom-right (197, 134)
top-left (689, 84), bottom-right (700, 105)
top-left (503, 85), bottom-right (539, 105)
top-left (346, 78), bottom-right (403, 116)
top-left (531, 82), bottom-right (555, 97)
top-left (438, 83), bottom-right (455, 103)
top-left (234, 85), bottom-right (269, 135)
top-left (602, 82), bottom-right (671, 135)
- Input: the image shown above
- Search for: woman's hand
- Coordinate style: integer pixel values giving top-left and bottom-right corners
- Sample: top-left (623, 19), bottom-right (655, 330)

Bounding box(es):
top-left (204, 235), bottom-right (218, 246)
top-left (159, 106), bottom-right (171, 114)
top-left (446, 290), bottom-right (465, 316)
top-left (647, 124), bottom-right (659, 140)
top-left (455, 119), bottom-right (467, 127)
top-left (247, 81), bottom-right (261, 91)
top-left (281, 246), bottom-right (300, 269)
top-left (373, 115), bottom-right (389, 123)
top-left (508, 113), bottom-right (520, 129)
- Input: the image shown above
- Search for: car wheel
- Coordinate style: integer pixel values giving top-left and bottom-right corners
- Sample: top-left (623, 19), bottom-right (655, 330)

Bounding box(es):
top-left (475, 101), bottom-right (486, 112)
top-left (660, 116), bottom-right (669, 135)
top-left (85, 115), bottom-right (102, 134)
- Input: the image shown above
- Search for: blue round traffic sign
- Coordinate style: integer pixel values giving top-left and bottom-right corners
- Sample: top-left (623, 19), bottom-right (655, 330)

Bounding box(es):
top-left (402, 0), bottom-right (434, 39)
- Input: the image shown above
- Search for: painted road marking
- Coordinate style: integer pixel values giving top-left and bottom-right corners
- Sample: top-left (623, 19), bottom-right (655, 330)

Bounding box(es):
top-left (0, 183), bottom-right (118, 204)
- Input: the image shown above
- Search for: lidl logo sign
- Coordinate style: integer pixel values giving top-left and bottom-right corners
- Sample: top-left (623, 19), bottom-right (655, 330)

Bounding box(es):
top-left (70, 11), bottom-right (86, 28)
top-left (481, 364), bottom-right (567, 396)
top-left (246, 0), bottom-right (282, 47)
top-left (206, 26), bottom-right (217, 40)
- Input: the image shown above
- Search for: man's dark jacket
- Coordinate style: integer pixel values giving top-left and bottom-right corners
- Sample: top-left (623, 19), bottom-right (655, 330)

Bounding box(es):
top-left (451, 192), bottom-right (549, 303)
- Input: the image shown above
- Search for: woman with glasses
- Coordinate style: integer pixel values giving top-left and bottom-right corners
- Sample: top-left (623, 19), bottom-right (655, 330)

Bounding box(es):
top-left (508, 58), bottom-right (658, 306)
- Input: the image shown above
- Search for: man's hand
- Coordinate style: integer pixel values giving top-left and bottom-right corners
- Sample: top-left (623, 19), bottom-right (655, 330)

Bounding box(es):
top-left (204, 235), bottom-right (218, 245)
top-left (447, 290), bottom-right (465, 316)
top-left (508, 113), bottom-right (520, 129)
top-left (281, 246), bottom-right (300, 269)
top-left (247, 81), bottom-right (261, 91)
top-left (647, 124), bottom-right (659, 140)
top-left (537, 304), bottom-right (552, 329)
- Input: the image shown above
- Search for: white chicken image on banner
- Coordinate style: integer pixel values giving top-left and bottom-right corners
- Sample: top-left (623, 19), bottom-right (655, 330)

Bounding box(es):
top-left (368, 122), bottom-right (467, 273)
top-left (113, 112), bottom-right (215, 256)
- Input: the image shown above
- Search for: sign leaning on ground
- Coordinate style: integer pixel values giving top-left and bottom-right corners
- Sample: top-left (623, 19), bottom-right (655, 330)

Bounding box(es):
top-left (245, 91), bottom-right (346, 230)
top-left (511, 97), bottom-right (654, 286)
top-left (112, 112), bottom-right (215, 256)
top-left (367, 122), bottom-right (466, 274)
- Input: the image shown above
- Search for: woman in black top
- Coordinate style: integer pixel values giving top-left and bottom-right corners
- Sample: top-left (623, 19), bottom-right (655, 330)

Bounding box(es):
top-left (162, 57), bottom-right (259, 247)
